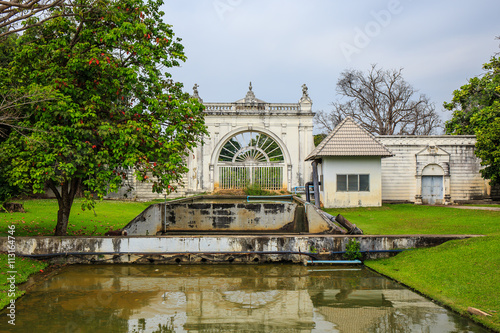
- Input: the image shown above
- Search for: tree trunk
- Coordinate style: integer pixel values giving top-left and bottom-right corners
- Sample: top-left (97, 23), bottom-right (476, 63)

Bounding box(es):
top-left (48, 178), bottom-right (80, 236)
top-left (55, 201), bottom-right (71, 236)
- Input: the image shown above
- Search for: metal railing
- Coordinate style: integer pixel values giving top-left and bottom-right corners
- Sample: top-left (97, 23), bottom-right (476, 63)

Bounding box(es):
top-left (219, 165), bottom-right (284, 190)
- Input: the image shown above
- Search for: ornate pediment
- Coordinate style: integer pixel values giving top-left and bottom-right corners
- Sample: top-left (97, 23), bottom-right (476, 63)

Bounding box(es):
top-left (234, 82), bottom-right (267, 104)
top-left (416, 145), bottom-right (450, 175)
top-left (416, 145), bottom-right (450, 157)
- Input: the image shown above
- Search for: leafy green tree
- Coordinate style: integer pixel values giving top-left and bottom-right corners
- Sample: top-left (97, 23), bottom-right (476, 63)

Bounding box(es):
top-left (445, 55), bottom-right (500, 185)
top-left (0, 0), bottom-right (207, 235)
top-left (0, 166), bottom-right (25, 210)
top-left (314, 133), bottom-right (326, 147)
top-left (0, 34), bottom-right (58, 139)
top-left (475, 117), bottom-right (500, 185)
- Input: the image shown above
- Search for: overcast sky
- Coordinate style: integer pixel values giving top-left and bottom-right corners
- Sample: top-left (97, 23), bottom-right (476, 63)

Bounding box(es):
top-left (162, 1), bottom-right (499, 132)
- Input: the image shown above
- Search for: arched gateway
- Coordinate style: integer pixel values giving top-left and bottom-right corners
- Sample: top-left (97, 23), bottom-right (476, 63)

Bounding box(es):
top-left (214, 129), bottom-right (289, 190)
top-left (183, 82), bottom-right (315, 194)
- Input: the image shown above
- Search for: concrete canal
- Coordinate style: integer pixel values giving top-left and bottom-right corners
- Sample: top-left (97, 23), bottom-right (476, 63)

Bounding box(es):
top-left (2, 265), bottom-right (488, 332)
top-left (0, 196), bottom-right (487, 332)
top-left (0, 195), bottom-right (479, 264)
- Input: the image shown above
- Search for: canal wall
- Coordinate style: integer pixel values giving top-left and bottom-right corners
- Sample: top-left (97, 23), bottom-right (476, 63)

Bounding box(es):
top-left (123, 196), bottom-right (338, 235)
top-left (125, 202), bottom-right (300, 234)
top-left (0, 234), bottom-right (480, 264)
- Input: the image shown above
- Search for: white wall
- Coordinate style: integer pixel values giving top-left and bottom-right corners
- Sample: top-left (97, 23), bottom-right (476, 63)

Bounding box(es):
top-left (378, 136), bottom-right (488, 203)
top-left (186, 103), bottom-right (314, 194)
top-left (320, 156), bottom-right (382, 208)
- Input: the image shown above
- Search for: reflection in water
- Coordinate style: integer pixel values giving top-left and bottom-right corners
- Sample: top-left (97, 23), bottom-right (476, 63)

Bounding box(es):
top-left (1, 265), bottom-right (487, 332)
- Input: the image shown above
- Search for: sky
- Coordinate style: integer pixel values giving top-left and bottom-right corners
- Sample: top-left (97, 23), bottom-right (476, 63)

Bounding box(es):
top-left (162, 0), bottom-right (500, 132)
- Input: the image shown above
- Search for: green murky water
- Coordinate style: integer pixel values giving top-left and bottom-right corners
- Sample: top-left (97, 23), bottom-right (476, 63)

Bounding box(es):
top-left (2, 265), bottom-right (488, 332)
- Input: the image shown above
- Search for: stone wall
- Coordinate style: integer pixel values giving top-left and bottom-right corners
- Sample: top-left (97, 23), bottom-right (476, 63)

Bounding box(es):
top-left (105, 169), bottom-right (188, 200)
top-left (378, 136), bottom-right (489, 203)
top-left (0, 234), bottom-right (480, 264)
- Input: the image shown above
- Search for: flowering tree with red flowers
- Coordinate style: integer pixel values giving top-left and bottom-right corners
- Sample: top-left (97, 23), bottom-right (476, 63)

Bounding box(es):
top-left (0, 0), bottom-right (206, 235)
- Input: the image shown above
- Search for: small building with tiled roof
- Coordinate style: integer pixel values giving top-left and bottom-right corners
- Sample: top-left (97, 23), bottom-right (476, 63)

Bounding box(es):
top-left (306, 117), bottom-right (392, 208)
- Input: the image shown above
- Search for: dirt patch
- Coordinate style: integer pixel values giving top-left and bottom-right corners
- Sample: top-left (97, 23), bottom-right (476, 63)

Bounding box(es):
top-left (211, 189), bottom-right (246, 196)
top-left (210, 189), bottom-right (290, 196)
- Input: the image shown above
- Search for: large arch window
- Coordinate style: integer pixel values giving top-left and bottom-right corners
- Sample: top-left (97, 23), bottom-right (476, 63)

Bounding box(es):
top-left (217, 131), bottom-right (285, 190)
top-left (218, 131), bottom-right (284, 163)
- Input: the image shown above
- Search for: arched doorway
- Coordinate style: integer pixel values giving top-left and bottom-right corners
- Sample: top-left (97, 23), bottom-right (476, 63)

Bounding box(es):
top-left (421, 164), bottom-right (444, 204)
top-left (216, 130), bottom-right (287, 190)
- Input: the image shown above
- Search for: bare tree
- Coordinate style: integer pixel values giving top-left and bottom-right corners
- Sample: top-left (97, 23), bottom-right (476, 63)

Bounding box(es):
top-left (314, 109), bottom-right (343, 133)
top-left (0, 86), bottom-right (57, 138)
top-left (0, 0), bottom-right (75, 39)
top-left (315, 64), bottom-right (442, 135)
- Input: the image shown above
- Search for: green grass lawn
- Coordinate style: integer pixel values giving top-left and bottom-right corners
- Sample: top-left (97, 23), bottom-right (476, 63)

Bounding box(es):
top-left (0, 198), bottom-right (161, 237)
top-left (366, 236), bottom-right (500, 332)
top-left (0, 255), bottom-right (48, 309)
top-left (324, 204), bottom-right (500, 236)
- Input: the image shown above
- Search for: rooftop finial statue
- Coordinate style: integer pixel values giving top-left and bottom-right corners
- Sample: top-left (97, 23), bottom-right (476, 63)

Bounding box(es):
top-left (302, 84), bottom-right (309, 98)
top-left (244, 81), bottom-right (256, 102)
top-left (299, 83), bottom-right (312, 105)
top-left (192, 83), bottom-right (203, 102)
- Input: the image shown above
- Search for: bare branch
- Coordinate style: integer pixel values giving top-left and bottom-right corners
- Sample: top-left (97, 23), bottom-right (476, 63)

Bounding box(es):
top-left (0, 0), bottom-right (72, 39)
top-left (322, 65), bottom-right (442, 135)
top-left (313, 109), bottom-right (343, 133)
top-left (0, 86), bottom-right (57, 137)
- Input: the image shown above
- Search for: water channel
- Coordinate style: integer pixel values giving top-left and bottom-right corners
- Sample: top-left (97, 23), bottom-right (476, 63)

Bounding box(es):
top-left (2, 265), bottom-right (487, 332)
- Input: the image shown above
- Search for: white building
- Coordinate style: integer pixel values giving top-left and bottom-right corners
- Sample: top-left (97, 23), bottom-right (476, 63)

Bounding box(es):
top-left (307, 117), bottom-right (493, 208)
top-left (110, 87), bottom-right (495, 206)
top-left (306, 117), bottom-right (393, 208)
top-left (126, 83), bottom-right (315, 199)
top-left (378, 135), bottom-right (491, 204)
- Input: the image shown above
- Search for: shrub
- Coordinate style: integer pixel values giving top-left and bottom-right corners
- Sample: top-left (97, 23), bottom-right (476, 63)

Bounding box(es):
top-left (244, 183), bottom-right (272, 196)
top-left (343, 238), bottom-right (362, 260)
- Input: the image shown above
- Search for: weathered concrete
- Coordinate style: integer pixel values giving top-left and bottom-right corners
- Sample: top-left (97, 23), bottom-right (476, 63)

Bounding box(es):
top-left (0, 234), bottom-right (480, 264)
top-left (378, 136), bottom-right (490, 204)
top-left (123, 195), bottom-right (340, 235)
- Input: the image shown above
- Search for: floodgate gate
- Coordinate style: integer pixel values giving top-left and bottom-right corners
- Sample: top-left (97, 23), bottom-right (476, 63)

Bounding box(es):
top-left (194, 83), bottom-right (315, 193)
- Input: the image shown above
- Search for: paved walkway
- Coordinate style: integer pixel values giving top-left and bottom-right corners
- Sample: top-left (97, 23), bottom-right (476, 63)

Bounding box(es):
top-left (448, 206), bottom-right (500, 211)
